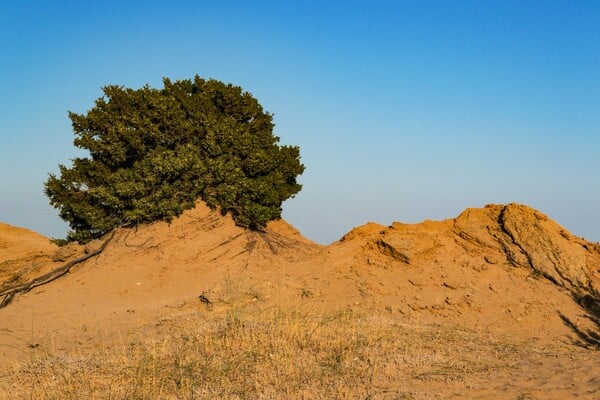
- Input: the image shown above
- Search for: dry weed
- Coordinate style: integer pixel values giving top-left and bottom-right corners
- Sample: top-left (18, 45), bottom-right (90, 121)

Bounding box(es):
top-left (0, 304), bottom-right (565, 399)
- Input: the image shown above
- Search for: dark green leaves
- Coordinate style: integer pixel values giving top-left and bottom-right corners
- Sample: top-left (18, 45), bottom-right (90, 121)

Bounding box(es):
top-left (45, 76), bottom-right (304, 242)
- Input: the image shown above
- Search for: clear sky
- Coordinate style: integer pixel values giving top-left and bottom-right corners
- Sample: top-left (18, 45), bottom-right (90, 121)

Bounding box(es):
top-left (1, 1), bottom-right (598, 244)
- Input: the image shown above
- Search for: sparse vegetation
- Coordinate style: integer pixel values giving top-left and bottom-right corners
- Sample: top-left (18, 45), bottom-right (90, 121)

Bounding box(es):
top-left (0, 302), bottom-right (559, 400)
top-left (45, 76), bottom-right (304, 243)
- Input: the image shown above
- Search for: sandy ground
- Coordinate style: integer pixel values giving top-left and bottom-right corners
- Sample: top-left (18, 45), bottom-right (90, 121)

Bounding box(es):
top-left (1, 202), bottom-right (599, 398)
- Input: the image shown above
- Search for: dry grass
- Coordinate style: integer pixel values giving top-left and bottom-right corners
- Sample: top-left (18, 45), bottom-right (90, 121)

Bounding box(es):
top-left (0, 302), bottom-right (566, 399)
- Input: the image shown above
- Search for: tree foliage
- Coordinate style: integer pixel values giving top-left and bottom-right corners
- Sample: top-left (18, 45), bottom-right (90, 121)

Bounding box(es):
top-left (45, 76), bottom-right (304, 243)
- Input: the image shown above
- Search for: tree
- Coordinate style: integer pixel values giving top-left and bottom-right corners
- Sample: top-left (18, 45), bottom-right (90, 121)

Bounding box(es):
top-left (45, 75), bottom-right (304, 243)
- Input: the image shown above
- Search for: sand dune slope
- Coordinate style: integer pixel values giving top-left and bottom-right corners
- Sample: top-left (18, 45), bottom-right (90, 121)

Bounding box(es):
top-left (0, 202), bottom-right (599, 398)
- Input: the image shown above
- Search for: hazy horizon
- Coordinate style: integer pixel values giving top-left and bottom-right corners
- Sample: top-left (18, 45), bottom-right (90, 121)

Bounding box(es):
top-left (1, 1), bottom-right (598, 244)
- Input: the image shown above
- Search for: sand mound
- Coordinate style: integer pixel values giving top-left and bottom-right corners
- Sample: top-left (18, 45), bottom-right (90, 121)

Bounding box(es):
top-left (0, 202), bottom-right (323, 358)
top-left (0, 202), bottom-right (598, 366)
top-left (308, 203), bottom-right (600, 339)
top-left (0, 222), bottom-right (57, 261)
top-left (0, 223), bottom-right (77, 292)
top-left (338, 203), bottom-right (599, 295)
top-left (0, 202), bottom-right (320, 296)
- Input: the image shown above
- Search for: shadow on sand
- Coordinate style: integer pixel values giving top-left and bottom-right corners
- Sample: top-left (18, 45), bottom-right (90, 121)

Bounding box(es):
top-left (560, 292), bottom-right (600, 350)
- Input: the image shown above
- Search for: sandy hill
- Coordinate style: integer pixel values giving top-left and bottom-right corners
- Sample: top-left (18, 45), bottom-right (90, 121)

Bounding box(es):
top-left (308, 203), bottom-right (600, 336)
top-left (1, 202), bottom-right (599, 398)
top-left (0, 222), bottom-right (62, 291)
top-left (0, 203), bottom-right (323, 355)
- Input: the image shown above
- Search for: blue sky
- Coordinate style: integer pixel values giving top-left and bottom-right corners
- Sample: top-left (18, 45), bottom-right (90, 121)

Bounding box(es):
top-left (1, 1), bottom-right (598, 244)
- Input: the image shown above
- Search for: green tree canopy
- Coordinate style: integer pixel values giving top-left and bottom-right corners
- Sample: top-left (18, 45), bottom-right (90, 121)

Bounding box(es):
top-left (45, 76), bottom-right (304, 243)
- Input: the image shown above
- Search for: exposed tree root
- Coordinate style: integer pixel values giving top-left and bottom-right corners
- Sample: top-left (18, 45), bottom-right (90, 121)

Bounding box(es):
top-left (0, 231), bottom-right (116, 309)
